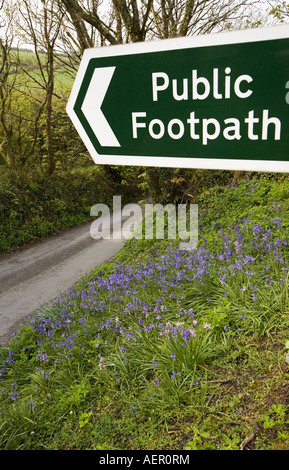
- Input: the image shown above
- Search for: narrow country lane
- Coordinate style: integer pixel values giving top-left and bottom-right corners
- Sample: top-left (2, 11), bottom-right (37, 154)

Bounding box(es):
top-left (0, 207), bottom-right (143, 347)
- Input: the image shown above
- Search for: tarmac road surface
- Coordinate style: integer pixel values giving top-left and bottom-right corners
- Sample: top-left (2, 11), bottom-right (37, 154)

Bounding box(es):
top-left (0, 206), bottom-right (143, 347)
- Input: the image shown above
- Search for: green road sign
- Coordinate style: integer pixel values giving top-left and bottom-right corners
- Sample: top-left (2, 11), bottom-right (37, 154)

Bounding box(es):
top-left (66, 24), bottom-right (289, 172)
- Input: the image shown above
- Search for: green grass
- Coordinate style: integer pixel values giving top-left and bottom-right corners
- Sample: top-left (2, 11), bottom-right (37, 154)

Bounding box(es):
top-left (8, 48), bottom-right (75, 92)
top-left (0, 173), bottom-right (289, 450)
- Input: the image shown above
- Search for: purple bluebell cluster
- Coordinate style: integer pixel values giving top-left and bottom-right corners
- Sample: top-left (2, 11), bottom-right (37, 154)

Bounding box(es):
top-left (1, 184), bottom-right (289, 403)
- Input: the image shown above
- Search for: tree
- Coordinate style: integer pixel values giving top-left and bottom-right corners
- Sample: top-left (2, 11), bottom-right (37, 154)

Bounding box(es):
top-left (57, 1), bottom-right (262, 48)
top-left (57, 0), bottom-right (152, 49)
top-left (18, 0), bottom-right (65, 175)
top-left (56, 0), bottom-right (268, 201)
top-left (269, 1), bottom-right (289, 22)
top-left (0, 1), bottom-right (45, 167)
top-left (0, 19), bottom-right (16, 165)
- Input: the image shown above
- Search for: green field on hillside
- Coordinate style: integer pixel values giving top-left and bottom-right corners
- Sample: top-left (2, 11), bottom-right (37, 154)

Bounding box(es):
top-left (7, 48), bottom-right (76, 90)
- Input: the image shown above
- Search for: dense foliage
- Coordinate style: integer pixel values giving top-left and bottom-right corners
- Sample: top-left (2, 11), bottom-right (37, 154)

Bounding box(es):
top-left (0, 173), bottom-right (289, 450)
top-left (0, 165), bottom-right (141, 253)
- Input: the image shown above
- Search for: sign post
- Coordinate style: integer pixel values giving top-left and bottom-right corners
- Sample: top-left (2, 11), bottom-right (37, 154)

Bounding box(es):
top-left (67, 24), bottom-right (289, 172)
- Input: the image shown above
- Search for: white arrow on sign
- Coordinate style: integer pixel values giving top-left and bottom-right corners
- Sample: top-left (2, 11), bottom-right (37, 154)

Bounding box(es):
top-left (81, 66), bottom-right (120, 147)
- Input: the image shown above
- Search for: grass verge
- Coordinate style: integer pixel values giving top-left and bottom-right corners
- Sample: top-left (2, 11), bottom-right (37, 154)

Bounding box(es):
top-left (0, 173), bottom-right (289, 450)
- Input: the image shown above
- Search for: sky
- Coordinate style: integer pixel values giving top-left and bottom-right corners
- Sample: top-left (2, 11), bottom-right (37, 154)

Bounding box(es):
top-left (4, 0), bottom-right (288, 51)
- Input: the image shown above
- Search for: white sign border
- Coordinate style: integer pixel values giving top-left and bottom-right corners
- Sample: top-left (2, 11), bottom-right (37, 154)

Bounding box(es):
top-left (66, 24), bottom-right (289, 172)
